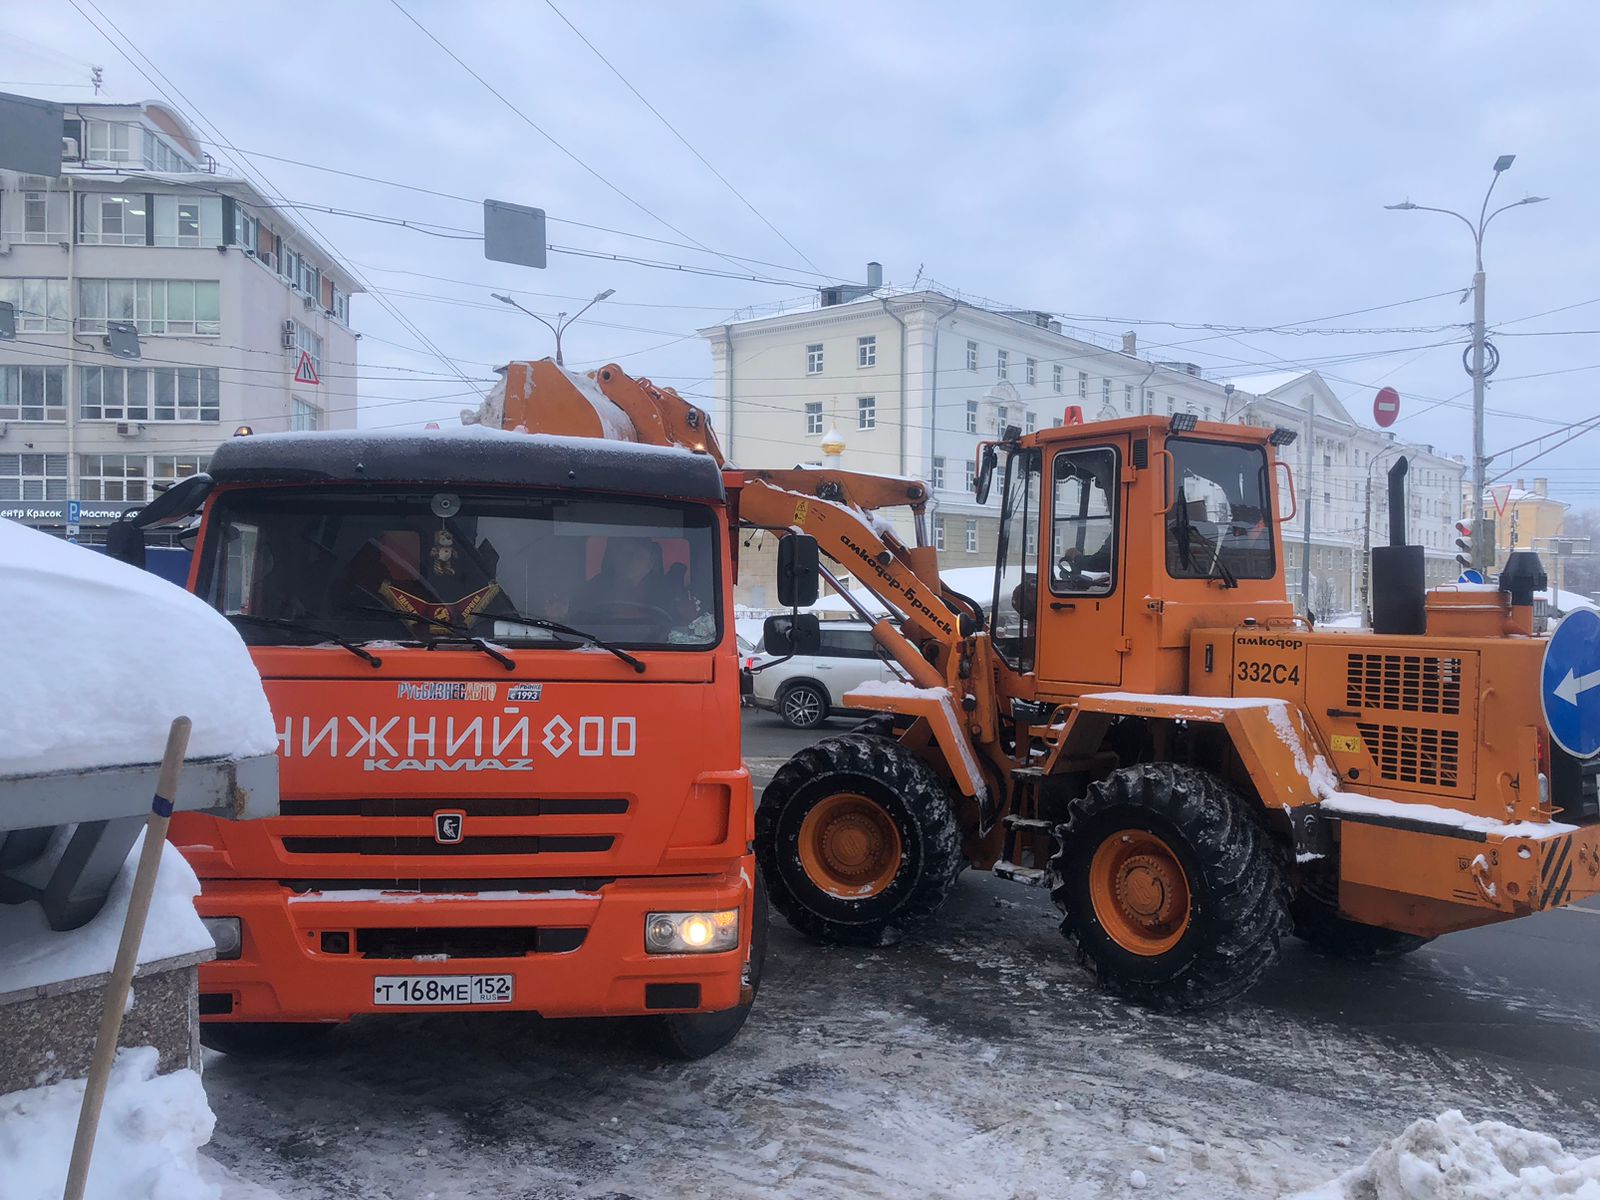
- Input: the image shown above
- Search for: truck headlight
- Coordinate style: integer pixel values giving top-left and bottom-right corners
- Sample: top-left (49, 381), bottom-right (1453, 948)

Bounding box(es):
top-left (644, 909), bottom-right (739, 954)
top-left (201, 916), bottom-right (242, 960)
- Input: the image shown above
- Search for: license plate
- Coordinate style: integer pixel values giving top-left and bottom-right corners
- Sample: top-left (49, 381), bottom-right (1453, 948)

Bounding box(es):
top-left (372, 974), bottom-right (515, 1006)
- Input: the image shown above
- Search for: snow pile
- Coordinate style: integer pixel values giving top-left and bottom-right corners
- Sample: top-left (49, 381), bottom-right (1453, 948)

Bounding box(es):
top-left (0, 830), bottom-right (213, 994)
top-left (1288, 1110), bottom-right (1600, 1200)
top-left (0, 520), bottom-right (277, 778)
top-left (0, 1047), bottom-right (217, 1200)
top-left (1317, 794), bottom-right (1578, 841)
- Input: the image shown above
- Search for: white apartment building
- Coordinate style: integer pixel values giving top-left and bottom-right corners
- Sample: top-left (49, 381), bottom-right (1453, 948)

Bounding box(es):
top-left (698, 268), bottom-right (1464, 613)
top-left (0, 100), bottom-right (361, 541)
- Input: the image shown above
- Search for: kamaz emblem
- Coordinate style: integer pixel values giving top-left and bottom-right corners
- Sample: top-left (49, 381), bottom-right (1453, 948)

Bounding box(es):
top-left (434, 811), bottom-right (465, 844)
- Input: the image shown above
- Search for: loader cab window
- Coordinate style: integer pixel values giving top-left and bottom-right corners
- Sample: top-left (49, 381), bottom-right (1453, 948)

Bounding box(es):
top-left (990, 447), bottom-right (1040, 673)
top-left (1165, 439), bottom-right (1275, 582)
top-left (1051, 447), bottom-right (1118, 597)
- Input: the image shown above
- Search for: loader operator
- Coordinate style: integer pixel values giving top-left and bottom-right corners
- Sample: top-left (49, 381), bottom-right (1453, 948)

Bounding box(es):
top-left (1052, 453), bottom-right (1115, 594)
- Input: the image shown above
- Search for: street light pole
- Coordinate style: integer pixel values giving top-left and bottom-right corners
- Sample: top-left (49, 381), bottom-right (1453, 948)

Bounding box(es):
top-left (1385, 155), bottom-right (1547, 571)
top-left (491, 288), bottom-right (616, 365)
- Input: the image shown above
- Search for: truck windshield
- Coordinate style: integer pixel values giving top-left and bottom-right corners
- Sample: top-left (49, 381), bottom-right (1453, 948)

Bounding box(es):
top-left (201, 487), bottom-right (721, 651)
top-left (1165, 439), bottom-right (1275, 582)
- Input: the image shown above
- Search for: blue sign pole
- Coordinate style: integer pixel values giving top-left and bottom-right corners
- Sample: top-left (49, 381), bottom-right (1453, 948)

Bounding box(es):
top-left (1541, 607), bottom-right (1600, 759)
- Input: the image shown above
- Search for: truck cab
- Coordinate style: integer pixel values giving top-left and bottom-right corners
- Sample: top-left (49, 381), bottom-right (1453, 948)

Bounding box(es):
top-left (167, 426), bottom-right (761, 1059)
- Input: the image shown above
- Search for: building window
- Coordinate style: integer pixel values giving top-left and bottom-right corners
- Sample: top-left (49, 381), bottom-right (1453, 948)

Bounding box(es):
top-left (84, 120), bottom-right (135, 162)
top-left (995, 404), bottom-right (1008, 434)
top-left (934, 518), bottom-right (945, 552)
top-left (291, 398), bottom-right (322, 431)
top-left (1026, 358), bottom-right (1037, 386)
top-left (1102, 378), bottom-right (1111, 407)
top-left (17, 188), bottom-right (69, 243)
top-left (965, 399), bottom-right (978, 433)
top-left (0, 365), bottom-right (66, 421)
top-left (1025, 523), bottom-right (1038, 557)
top-left (78, 279), bottom-right (220, 335)
top-left (230, 207), bottom-right (259, 254)
top-left (153, 196), bottom-right (222, 247)
top-left (966, 339), bottom-right (978, 371)
top-left (1025, 410), bottom-right (1037, 435)
top-left (0, 452), bottom-right (68, 501)
top-left (290, 322), bottom-right (323, 377)
top-left (79, 453), bottom-right (149, 503)
top-left (1164, 394), bottom-right (1173, 415)
top-left (153, 454), bottom-right (207, 487)
top-left (1078, 371), bottom-right (1088, 399)
top-left (804, 401), bottom-right (823, 435)
top-left (78, 193), bottom-right (148, 245)
top-left (80, 366), bottom-right (220, 422)
top-left (965, 460), bottom-right (976, 493)
top-left (1124, 384), bottom-right (1133, 413)
top-left (997, 349), bottom-right (1009, 380)
top-left (141, 129), bottom-right (193, 172)
top-left (966, 521), bottom-right (978, 553)
top-left (857, 335), bottom-right (876, 367)
top-left (857, 395), bottom-right (876, 430)
top-left (0, 279), bottom-right (69, 331)
top-left (330, 286), bottom-right (349, 324)
top-left (806, 343), bottom-right (824, 374)
top-left (1052, 417), bottom-right (1064, 428)
top-left (931, 456), bottom-right (945, 490)
top-left (1053, 364), bottom-right (1063, 393)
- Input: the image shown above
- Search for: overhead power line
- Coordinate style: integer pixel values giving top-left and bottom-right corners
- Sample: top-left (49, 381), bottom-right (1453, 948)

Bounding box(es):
top-left (540, 0), bottom-right (825, 276)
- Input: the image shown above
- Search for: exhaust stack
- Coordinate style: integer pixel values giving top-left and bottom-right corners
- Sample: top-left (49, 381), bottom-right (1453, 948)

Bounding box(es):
top-left (1371, 456), bottom-right (1426, 635)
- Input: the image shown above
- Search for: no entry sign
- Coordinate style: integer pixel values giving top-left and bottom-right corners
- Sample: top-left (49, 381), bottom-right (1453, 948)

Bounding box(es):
top-left (1374, 386), bottom-right (1400, 428)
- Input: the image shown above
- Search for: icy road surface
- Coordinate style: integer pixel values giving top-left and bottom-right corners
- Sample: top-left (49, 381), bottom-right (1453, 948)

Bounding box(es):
top-left (200, 864), bottom-right (1600, 1200)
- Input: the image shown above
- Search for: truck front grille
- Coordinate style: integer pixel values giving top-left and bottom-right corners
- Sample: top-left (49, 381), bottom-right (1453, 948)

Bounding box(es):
top-left (277, 797), bottom-right (628, 818)
top-left (354, 926), bottom-right (587, 959)
top-left (1346, 653), bottom-right (1463, 715)
top-left (1356, 722), bottom-right (1461, 788)
top-left (280, 835), bottom-right (613, 857)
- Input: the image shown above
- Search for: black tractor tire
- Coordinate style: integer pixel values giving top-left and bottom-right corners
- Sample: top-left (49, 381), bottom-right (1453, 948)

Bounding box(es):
top-left (200, 1021), bottom-right (335, 1057)
top-left (649, 871), bottom-right (770, 1060)
top-left (755, 734), bottom-right (962, 947)
top-left (1051, 763), bottom-right (1291, 1011)
top-left (777, 680), bottom-right (829, 729)
top-left (1290, 888), bottom-right (1435, 961)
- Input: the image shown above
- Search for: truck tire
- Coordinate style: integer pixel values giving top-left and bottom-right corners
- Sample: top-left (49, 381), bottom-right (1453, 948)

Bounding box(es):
top-left (778, 680), bottom-right (829, 729)
top-left (650, 872), bottom-right (769, 1060)
top-left (1051, 763), bottom-right (1291, 1011)
top-left (755, 734), bottom-right (962, 947)
top-left (1290, 888), bottom-right (1435, 960)
top-left (200, 1022), bottom-right (334, 1057)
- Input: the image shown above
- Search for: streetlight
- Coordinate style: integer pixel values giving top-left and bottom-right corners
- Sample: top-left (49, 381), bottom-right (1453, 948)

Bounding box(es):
top-left (490, 288), bottom-right (616, 366)
top-left (1385, 155), bottom-right (1548, 570)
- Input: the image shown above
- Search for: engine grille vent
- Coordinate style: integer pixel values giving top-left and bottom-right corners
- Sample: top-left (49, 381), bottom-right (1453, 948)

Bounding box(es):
top-left (1346, 653), bottom-right (1462, 715)
top-left (1356, 722), bottom-right (1461, 788)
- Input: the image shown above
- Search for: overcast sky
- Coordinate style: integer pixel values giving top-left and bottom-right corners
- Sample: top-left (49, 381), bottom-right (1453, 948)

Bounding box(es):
top-left (6, 2), bottom-right (1598, 504)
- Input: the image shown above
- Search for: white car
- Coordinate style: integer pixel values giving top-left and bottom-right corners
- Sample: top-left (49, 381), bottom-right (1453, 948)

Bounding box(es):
top-left (747, 622), bottom-right (900, 729)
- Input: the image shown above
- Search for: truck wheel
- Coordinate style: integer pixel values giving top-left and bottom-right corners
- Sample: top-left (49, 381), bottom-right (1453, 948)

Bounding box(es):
top-left (1290, 888), bottom-right (1434, 960)
top-left (650, 873), bottom-right (769, 1060)
top-left (200, 1022), bottom-right (334, 1057)
top-left (1051, 763), bottom-right (1291, 1011)
top-left (778, 681), bottom-right (828, 729)
top-left (755, 734), bottom-right (962, 947)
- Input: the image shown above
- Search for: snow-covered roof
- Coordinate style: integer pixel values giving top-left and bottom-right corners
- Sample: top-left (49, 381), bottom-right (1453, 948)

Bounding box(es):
top-left (0, 520), bottom-right (277, 777)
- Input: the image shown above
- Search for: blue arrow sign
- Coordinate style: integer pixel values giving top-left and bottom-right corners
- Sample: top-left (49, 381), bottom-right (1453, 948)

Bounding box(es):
top-left (1458, 569), bottom-right (1485, 584)
top-left (1542, 607), bottom-right (1600, 759)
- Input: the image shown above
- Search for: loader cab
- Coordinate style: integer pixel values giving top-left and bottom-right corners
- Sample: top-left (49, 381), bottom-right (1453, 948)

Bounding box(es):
top-left (985, 417), bottom-right (1295, 699)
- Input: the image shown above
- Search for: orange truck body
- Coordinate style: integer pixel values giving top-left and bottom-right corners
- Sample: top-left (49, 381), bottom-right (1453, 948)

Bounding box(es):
top-left (170, 399), bottom-right (758, 1031)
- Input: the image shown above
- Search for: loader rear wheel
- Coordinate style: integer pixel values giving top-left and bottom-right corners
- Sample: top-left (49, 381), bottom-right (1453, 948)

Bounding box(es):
top-left (1290, 887), bottom-right (1434, 961)
top-left (756, 734), bottom-right (962, 947)
top-left (1052, 763), bottom-right (1291, 1010)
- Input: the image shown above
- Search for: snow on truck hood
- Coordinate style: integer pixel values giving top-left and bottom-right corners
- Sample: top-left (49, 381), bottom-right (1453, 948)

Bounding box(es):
top-left (0, 519), bottom-right (277, 777)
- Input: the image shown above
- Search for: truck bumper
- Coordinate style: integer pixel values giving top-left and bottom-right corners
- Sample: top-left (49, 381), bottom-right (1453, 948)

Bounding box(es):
top-left (1335, 814), bottom-right (1600, 936)
top-left (195, 859), bottom-right (755, 1024)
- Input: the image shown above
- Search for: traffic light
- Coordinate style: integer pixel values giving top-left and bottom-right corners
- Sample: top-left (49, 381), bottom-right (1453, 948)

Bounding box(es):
top-left (1454, 521), bottom-right (1473, 572)
top-left (1455, 517), bottom-right (1496, 572)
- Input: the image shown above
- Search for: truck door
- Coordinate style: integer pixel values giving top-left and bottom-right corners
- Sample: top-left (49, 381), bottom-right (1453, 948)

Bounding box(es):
top-left (1037, 442), bottom-right (1125, 688)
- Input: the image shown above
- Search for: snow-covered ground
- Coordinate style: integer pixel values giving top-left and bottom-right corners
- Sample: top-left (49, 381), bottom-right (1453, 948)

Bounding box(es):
top-left (196, 870), bottom-right (1600, 1200)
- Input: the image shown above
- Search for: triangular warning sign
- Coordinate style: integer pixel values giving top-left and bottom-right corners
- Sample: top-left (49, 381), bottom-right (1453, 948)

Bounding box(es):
top-left (1490, 484), bottom-right (1512, 516)
top-left (294, 350), bottom-right (320, 386)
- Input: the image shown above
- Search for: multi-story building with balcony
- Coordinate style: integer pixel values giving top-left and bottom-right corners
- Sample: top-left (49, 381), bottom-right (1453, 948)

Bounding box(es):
top-left (0, 100), bottom-right (361, 541)
top-left (698, 267), bottom-right (1465, 614)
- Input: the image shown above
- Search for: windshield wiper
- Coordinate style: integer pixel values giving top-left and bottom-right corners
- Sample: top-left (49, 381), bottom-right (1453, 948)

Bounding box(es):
top-left (1172, 486), bottom-right (1238, 590)
top-left (342, 602), bottom-right (647, 674)
top-left (490, 610), bottom-right (648, 674)
top-left (227, 614), bottom-right (384, 668)
top-left (340, 605), bottom-right (514, 670)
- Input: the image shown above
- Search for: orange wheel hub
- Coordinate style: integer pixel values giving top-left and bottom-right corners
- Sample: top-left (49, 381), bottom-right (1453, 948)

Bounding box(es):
top-left (1088, 829), bottom-right (1191, 956)
top-left (797, 793), bottom-right (903, 899)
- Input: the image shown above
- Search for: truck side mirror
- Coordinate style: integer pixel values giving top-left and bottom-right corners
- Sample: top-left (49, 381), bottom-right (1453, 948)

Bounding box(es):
top-left (763, 612), bottom-right (819, 657)
top-left (104, 519), bottom-right (146, 569)
top-left (776, 534), bottom-right (820, 608)
top-left (974, 444), bottom-right (997, 505)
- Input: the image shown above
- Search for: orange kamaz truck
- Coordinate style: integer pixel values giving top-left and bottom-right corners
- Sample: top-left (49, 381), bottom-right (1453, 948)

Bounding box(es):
top-left (126, 363), bottom-right (763, 1058)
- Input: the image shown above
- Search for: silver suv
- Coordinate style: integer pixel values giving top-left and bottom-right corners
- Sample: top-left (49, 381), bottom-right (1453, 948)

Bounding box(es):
top-left (746, 622), bottom-right (897, 729)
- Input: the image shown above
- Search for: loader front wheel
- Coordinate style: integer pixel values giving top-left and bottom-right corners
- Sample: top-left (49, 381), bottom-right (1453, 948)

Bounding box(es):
top-left (1052, 763), bottom-right (1290, 1010)
top-left (756, 734), bottom-right (962, 947)
top-left (1290, 887), bottom-right (1434, 961)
